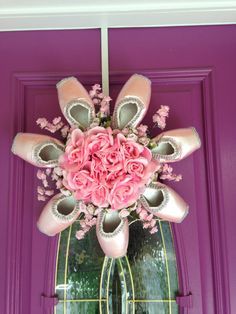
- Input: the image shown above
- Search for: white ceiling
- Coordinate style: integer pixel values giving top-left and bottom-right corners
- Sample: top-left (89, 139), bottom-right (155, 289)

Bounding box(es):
top-left (0, 0), bottom-right (236, 31)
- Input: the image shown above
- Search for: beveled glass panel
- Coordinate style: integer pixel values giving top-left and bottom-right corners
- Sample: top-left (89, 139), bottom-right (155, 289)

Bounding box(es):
top-left (161, 222), bottom-right (179, 299)
top-left (65, 301), bottom-right (100, 313)
top-left (130, 302), bottom-right (176, 314)
top-left (55, 221), bottom-right (105, 302)
top-left (127, 221), bottom-right (179, 303)
top-left (55, 220), bottom-right (179, 314)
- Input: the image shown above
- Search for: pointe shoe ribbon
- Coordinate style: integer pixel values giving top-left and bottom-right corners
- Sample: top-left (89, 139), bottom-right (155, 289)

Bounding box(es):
top-left (57, 76), bottom-right (95, 129)
top-left (151, 127), bottom-right (201, 163)
top-left (140, 182), bottom-right (189, 223)
top-left (37, 193), bottom-right (81, 236)
top-left (112, 74), bottom-right (151, 130)
top-left (11, 133), bottom-right (64, 168)
top-left (96, 210), bottom-right (129, 258)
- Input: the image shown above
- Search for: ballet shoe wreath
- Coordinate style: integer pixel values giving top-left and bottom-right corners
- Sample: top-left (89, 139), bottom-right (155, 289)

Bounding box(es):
top-left (12, 74), bottom-right (201, 258)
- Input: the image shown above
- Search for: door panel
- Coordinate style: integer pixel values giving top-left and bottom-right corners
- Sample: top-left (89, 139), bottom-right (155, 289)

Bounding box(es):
top-left (109, 26), bottom-right (236, 314)
top-left (1, 26), bottom-right (235, 314)
top-left (0, 29), bottom-right (101, 314)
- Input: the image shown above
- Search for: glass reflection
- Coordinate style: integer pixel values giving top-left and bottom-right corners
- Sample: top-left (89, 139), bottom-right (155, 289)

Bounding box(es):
top-left (55, 220), bottom-right (179, 314)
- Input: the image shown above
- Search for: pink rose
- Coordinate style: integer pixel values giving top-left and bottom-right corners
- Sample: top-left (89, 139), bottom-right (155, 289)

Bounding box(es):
top-left (74, 189), bottom-right (92, 203)
top-left (106, 170), bottom-right (126, 188)
top-left (68, 148), bottom-right (85, 164)
top-left (86, 127), bottom-right (113, 154)
top-left (91, 185), bottom-right (109, 207)
top-left (95, 145), bottom-right (125, 172)
top-left (59, 128), bottom-right (87, 171)
top-left (65, 164), bottom-right (95, 203)
top-left (90, 158), bottom-right (107, 183)
top-left (125, 157), bottom-right (148, 179)
top-left (60, 126), bottom-right (157, 209)
top-left (59, 147), bottom-right (87, 171)
top-left (66, 169), bottom-right (92, 191)
top-left (117, 134), bottom-right (144, 158)
top-left (109, 176), bottom-right (142, 210)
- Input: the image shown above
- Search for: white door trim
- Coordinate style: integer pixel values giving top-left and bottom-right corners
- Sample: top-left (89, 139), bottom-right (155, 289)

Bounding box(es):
top-left (0, 1), bottom-right (236, 31)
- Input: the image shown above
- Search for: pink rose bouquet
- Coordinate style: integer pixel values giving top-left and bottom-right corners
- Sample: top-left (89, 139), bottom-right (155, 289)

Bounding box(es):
top-left (60, 127), bottom-right (159, 210)
top-left (34, 79), bottom-right (185, 241)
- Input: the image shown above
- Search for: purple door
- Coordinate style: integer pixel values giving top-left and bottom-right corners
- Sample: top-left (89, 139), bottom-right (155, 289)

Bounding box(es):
top-left (1, 26), bottom-right (236, 314)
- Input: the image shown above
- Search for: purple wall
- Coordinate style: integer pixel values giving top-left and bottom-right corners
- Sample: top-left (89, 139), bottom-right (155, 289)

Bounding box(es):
top-left (1, 26), bottom-right (236, 314)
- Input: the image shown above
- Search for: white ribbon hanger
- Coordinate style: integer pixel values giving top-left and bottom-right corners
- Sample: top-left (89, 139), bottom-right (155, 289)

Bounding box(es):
top-left (101, 26), bottom-right (109, 96)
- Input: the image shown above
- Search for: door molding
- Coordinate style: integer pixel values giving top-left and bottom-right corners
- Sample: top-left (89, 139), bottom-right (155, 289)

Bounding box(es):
top-left (0, 1), bottom-right (236, 31)
top-left (7, 69), bottom-right (230, 313)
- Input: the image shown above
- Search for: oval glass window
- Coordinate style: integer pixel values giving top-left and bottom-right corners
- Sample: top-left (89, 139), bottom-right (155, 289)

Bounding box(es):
top-left (54, 220), bottom-right (179, 313)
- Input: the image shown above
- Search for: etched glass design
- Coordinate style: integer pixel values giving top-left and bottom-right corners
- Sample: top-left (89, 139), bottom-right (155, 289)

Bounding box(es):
top-left (54, 220), bottom-right (179, 314)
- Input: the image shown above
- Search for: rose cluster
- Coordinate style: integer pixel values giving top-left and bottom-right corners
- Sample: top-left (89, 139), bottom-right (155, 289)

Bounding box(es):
top-left (59, 127), bottom-right (158, 210)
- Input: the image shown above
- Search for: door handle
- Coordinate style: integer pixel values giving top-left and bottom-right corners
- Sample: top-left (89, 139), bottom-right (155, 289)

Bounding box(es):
top-left (176, 292), bottom-right (193, 308)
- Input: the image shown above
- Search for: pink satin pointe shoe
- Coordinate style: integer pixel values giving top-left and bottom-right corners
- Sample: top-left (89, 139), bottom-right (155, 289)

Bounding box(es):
top-left (96, 210), bottom-right (129, 258)
top-left (11, 133), bottom-right (64, 167)
top-left (140, 182), bottom-right (189, 223)
top-left (151, 127), bottom-right (201, 163)
top-left (112, 74), bottom-right (151, 130)
top-left (57, 76), bottom-right (95, 129)
top-left (37, 193), bottom-right (80, 236)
